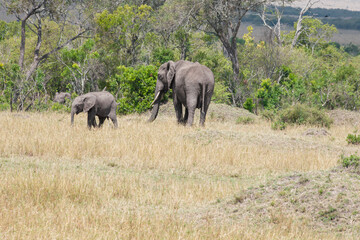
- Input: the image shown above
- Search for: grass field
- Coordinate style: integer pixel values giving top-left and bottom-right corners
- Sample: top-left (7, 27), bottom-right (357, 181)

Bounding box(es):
top-left (1, 105), bottom-right (360, 239)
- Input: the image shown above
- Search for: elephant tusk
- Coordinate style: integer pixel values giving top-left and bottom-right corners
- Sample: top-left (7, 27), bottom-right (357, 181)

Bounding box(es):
top-left (150, 92), bottom-right (161, 106)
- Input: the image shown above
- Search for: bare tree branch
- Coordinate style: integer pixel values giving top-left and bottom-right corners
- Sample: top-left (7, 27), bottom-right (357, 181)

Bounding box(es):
top-left (291, 0), bottom-right (320, 48)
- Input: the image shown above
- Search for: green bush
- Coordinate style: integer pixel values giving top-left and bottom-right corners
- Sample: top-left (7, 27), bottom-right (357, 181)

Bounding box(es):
top-left (256, 78), bottom-right (282, 110)
top-left (114, 65), bottom-right (162, 114)
top-left (260, 109), bottom-right (276, 121)
top-left (0, 102), bottom-right (10, 111)
top-left (212, 81), bottom-right (231, 104)
top-left (236, 116), bottom-right (255, 125)
top-left (346, 133), bottom-right (360, 145)
top-left (31, 100), bottom-right (51, 112)
top-left (272, 104), bottom-right (333, 130)
top-left (243, 98), bottom-right (255, 113)
top-left (152, 47), bottom-right (175, 65)
top-left (271, 120), bottom-right (286, 130)
top-left (340, 154), bottom-right (360, 168)
top-left (51, 102), bottom-right (70, 113)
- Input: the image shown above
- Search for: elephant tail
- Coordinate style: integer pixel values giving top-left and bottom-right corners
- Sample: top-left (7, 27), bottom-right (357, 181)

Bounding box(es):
top-left (201, 84), bottom-right (207, 114)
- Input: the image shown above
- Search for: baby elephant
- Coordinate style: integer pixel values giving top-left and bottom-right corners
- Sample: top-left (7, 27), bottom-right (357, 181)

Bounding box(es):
top-left (53, 92), bottom-right (71, 104)
top-left (71, 91), bottom-right (118, 129)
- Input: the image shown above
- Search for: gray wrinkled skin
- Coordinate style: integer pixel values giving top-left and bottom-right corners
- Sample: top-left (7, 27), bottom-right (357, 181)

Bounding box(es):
top-left (148, 60), bottom-right (214, 126)
top-left (71, 91), bottom-right (118, 129)
top-left (53, 92), bottom-right (71, 104)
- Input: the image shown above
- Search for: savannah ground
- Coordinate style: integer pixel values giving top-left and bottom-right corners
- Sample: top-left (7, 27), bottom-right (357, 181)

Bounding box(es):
top-left (0, 104), bottom-right (360, 239)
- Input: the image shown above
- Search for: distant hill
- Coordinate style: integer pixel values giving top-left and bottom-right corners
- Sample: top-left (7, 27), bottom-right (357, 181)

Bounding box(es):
top-left (290, 0), bottom-right (360, 11)
top-left (243, 7), bottom-right (360, 31)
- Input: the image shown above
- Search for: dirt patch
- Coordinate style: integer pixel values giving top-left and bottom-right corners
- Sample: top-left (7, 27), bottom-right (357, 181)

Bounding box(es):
top-left (303, 128), bottom-right (331, 137)
top-left (191, 166), bottom-right (360, 234)
top-left (207, 103), bottom-right (257, 123)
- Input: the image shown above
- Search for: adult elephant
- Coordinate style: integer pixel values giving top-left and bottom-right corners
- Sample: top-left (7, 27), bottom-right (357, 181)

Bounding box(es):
top-left (53, 92), bottom-right (71, 104)
top-left (148, 60), bottom-right (214, 126)
top-left (71, 91), bottom-right (118, 129)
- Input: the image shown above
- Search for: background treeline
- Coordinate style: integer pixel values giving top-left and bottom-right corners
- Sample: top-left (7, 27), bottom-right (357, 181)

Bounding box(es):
top-left (244, 7), bottom-right (360, 31)
top-left (0, 0), bottom-right (359, 115)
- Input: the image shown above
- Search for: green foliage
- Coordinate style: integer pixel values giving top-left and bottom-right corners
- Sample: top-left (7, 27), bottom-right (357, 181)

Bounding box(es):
top-left (236, 116), bottom-right (255, 125)
top-left (293, 18), bottom-right (338, 51)
top-left (0, 63), bottom-right (21, 104)
top-left (0, 102), bottom-right (10, 111)
top-left (32, 99), bottom-right (51, 112)
top-left (256, 79), bottom-right (282, 110)
top-left (0, 3), bottom-right (360, 117)
top-left (51, 102), bottom-right (70, 113)
top-left (152, 47), bottom-right (175, 65)
top-left (278, 65), bottom-right (306, 104)
top-left (190, 32), bottom-right (233, 104)
top-left (173, 27), bottom-right (191, 59)
top-left (0, 95), bottom-right (10, 110)
top-left (260, 109), bottom-right (276, 121)
top-left (59, 39), bottom-right (98, 94)
top-left (340, 154), bottom-right (360, 168)
top-left (344, 43), bottom-right (360, 56)
top-left (243, 98), bottom-right (255, 113)
top-left (0, 20), bottom-right (6, 41)
top-left (272, 104), bottom-right (333, 130)
top-left (212, 81), bottom-right (231, 104)
top-left (71, 92), bottom-right (78, 99)
top-left (346, 134), bottom-right (360, 145)
top-left (114, 65), bottom-right (159, 114)
top-left (95, 4), bottom-right (154, 66)
top-left (271, 120), bottom-right (286, 130)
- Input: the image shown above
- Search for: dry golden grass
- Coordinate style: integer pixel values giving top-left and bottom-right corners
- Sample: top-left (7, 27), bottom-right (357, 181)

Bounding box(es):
top-left (0, 108), bottom-right (359, 239)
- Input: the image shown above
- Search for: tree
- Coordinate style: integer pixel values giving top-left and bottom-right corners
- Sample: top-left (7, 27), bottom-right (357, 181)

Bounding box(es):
top-left (58, 39), bottom-right (100, 94)
top-left (188, 0), bottom-right (268, 82)
top-left (295, 18), bottom-right (337, 54)
top-left (260, 1), bottom-right (290, 46)
top-left (291, 0), bottom-right (320, 48)
top-left (1, 0), bottom-right (89, 110)
top-left (95, 4), bottom-right (153, 67)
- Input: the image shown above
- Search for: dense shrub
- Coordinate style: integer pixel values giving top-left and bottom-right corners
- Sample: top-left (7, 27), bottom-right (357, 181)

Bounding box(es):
top-left (256, 79), bottom-right (282, 110)
top-left (51, 102), bottom-right (70, 113)
top-left (0, 102), bottom-right (10, 111)
top-left (340, 154), bottom-right (360, 168)
top-left (272, 104), bottom-right (333, 130)
top-left (236, 116), bottom-right (255, 125)
top-left (114, 65), bottom-right (161, 114)
top-left (243, 98), bottom-right (255, 113)
top-left (152, 47), bottom-right (175, 65)
top-left (260, 109), bottom-right (276, 121)
top-left (346, 133), bottom-right (360, 145)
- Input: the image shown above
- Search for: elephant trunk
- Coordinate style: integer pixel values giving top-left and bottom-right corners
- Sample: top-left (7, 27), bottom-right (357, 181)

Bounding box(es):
top-left (148, 91), bottom-right (162, 122)
top-left (71, 108), bottom-right (75, 125)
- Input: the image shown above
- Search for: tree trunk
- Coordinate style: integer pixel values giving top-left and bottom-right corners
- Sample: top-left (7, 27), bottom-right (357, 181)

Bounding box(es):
top-left (19, 20), bottom-right (26, 70)
top-left (228, 47), bottom-right (240, 81)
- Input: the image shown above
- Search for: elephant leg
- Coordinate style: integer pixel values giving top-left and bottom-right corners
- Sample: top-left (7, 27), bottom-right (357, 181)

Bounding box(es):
top-left (108, 112), bottom-right (118, 128)
top-left (199, 105), bottom-right (208, 127)
top-left (87, 109), bottom-right (96, 129)
top-left (92, 118), bottom-right (98, 128)
top-left (186, 96), bottom-right (197, 127)
top-left (199, 96), bottom-right (211, 127)
top-left (183, 108), bottom-right (189, 123)
top-left (98, 116), bottom-right (106, 127)
top-left (173, 97), bottom-right (183, 124)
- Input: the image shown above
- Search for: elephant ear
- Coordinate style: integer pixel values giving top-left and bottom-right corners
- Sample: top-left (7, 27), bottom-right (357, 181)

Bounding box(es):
top-left (83, 95), bottom-right (96, 112)
top-left (166, 61), bottom-right (175, 89)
